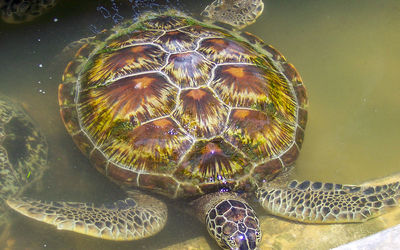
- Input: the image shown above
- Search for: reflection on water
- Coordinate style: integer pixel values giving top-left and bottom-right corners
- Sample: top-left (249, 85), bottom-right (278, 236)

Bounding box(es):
top-left (0, 0), bottom-right (399, 249)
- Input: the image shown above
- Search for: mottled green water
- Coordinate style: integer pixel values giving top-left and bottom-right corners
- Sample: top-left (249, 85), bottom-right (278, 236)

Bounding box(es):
top-left (0, 0), bottom-right (399, 249)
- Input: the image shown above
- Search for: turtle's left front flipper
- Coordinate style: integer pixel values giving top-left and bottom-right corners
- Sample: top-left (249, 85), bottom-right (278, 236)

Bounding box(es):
top-left (6, 193), bottom-right (167, 240)
top-left (257, 180), bottom-right (400, 223)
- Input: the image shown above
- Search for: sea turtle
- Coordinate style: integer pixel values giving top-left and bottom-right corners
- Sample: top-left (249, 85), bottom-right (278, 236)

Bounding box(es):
top-left (0, 96), bottom-right (47, 236)
top-left (6, 0), bottom-right (400, 249)
top-left (0, 0), bottom-right (58, 23)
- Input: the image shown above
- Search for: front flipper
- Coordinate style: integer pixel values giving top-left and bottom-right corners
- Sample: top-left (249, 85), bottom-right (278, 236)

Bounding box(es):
top-left (201, 0), bottom-right (264, 29)
top-left (6, 193), bottom-right (167, 240)
top-left (257, 180), bottom-right (400, 223)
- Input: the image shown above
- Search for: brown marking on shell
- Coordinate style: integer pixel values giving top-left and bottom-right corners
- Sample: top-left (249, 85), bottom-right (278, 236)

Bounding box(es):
top-left (59, 106), bottom-right (80, 135)
top-left (142, 15), bottom-right (189, 30)
top-left (295, 127), bottom-right (305, 148)
top-left (294, 85), bottom-right (308, 109)
top-left (253, 159), bottom-right (283, 183)
top-left (155, 30), bottom-right (197, 52)
top-left (101, 118), bottom-right (192, 173)
top-left (78, 73), bottom-right (177, 144)
top-left (62, 60), bottom-right (82, 82)
top-left (210, 64), bottom-right (271, 108)
top-left (225, 109), bottom-right (296, 162)
top-left (138, 174), bottom-right (179, 197)
top-left (240, 31), bottom-right (264, 45)
top-left (280, 144), bottom-right (299, 166)
top-left (94, 29), bottom-right (114, 41)
top-left (74, 43), bottom-right (97, 58)
top-left (107, 162), bottom-right (138, 185)
top-left (197, 38), bottom-right (259, 64)
top-left (58, 83), bottom-right (76, 107)
top-left (71, 131), bottom-right (94, 157)
top-left (163, 52), bottom-right (214, 87)
top-left (174, 138), bottom-right (250, 181)
top-left (82, 45), bottom-right (166, 88)
top-left (297, 108), bottom-right (308, 130)
top-left (172, 87), bottom-right (228, 137)
top-left (262, 44), bottom-right (287, 63)
top-left (106, 30), bottom-right (162, 49)
top-left (282, 62), bottom-right (303, 86)
top-left (89, 149), bottom-right (108, 175)
top-left (180, 25), bottom-right (230, 39)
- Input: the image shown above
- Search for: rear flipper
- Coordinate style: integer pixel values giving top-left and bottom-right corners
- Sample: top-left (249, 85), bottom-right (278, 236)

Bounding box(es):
top-left (257, 180), bottom-right (400, 223)
top-left (7, 192), bottom-right (167, 240)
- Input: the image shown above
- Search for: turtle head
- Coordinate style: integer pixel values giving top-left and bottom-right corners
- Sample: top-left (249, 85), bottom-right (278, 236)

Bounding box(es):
top-left (206, 199), bottom-right (262, 249)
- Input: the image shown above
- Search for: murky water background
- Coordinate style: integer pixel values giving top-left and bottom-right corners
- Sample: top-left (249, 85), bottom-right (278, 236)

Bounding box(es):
top-left (0, 0), bottom-right (399, 249)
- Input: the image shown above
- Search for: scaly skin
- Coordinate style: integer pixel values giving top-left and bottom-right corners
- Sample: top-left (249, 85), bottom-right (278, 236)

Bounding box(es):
top-left (258, 180), bottom-right (400, 223)
top-left (7, 191), bottom-right (167, 240)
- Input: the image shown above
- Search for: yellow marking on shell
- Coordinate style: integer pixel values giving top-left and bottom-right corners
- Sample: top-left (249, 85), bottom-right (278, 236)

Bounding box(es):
top-left (211, 64), bottom-right (272, 110)
top-left (78, 73), bottom-right (177, 145)
top-left (106, 30), bottom-right (162, 49)
top-left (213, 63), bottom-right (296, 123)
top-left (172, 87), bottom-right (229, 138)
top-left (176, 138), bottom-right (250, 180)
top-left (102, 118), bottom-right (192, 172)
top-left (83, 45), bottom-right (166, 88)
top-left (266, 70), bottom-right (297, 123)
top-left (163, 52), bottom-right (214, 88)
top-left (142, 15), bottom-right (189, 30)
top-left (225, 109), bottom-right (296, 161)
top-left (198, 38), bottom-right (259, 64)
top-left (155, 30), bottom-right (197, 52)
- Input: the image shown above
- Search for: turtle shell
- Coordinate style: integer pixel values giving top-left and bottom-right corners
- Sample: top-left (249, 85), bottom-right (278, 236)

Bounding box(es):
top-left (58, 13), bottom-right (307, 198)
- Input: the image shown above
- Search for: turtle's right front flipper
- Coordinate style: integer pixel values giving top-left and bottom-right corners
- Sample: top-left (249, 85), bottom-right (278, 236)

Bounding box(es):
top-left (257, 180), bottom-right (400, 223)
top-left (6, 193), bottom-right (167, 240)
